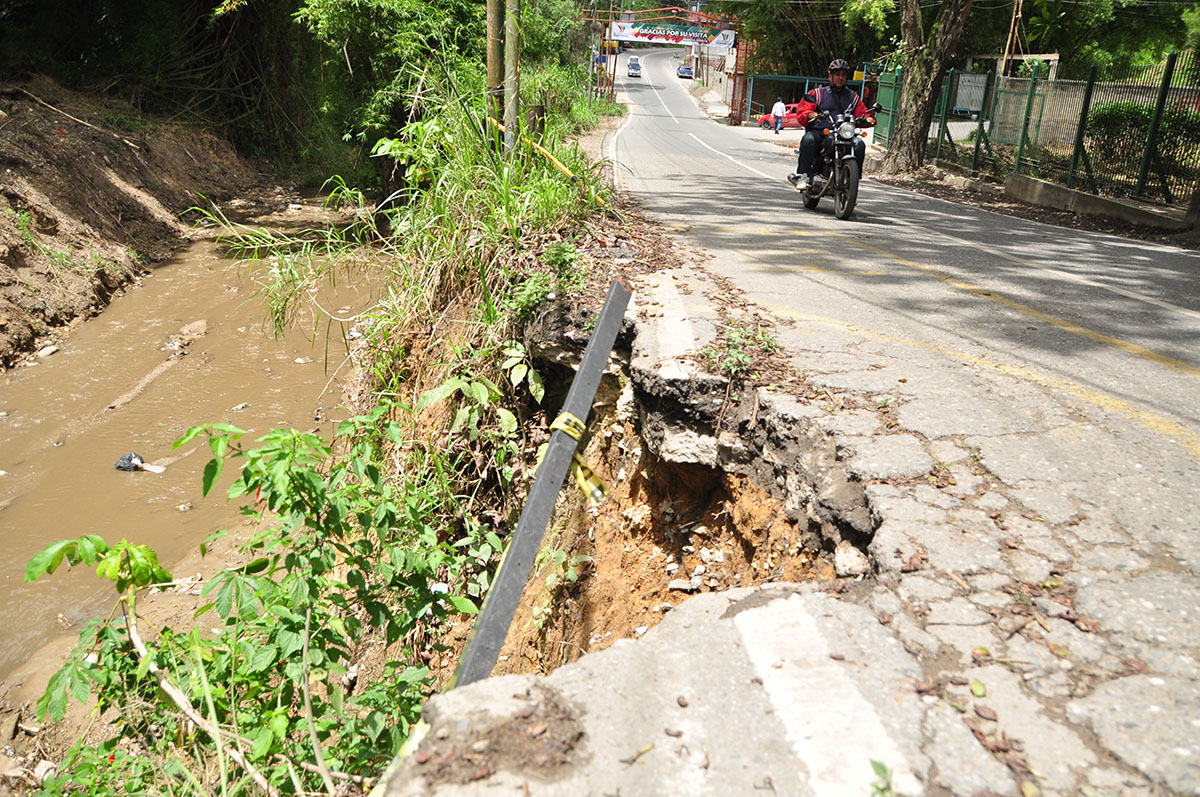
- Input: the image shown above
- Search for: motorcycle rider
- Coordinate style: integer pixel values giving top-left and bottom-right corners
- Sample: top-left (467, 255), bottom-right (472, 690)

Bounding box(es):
top-left (789, 59), bottom-right (877, 191)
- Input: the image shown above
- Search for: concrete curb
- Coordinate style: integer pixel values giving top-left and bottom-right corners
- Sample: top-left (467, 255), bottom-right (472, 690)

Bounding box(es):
top-left (1005, 173), bottom-right (1192, 231)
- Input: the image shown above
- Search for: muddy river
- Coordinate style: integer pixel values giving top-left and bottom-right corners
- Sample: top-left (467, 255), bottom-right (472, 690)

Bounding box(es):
top-left (0, 223), bottom-right (375, 679)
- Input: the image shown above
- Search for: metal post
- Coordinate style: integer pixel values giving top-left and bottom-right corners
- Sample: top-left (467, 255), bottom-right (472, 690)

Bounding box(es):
top-left (451, 281), bottom-right (633, 688)
top-left (1135, 50), bottom-right (1178, 199)
top-left (971, 70), bottom-right (995, 174)
top-left (1014, 62), bottom-right (1039, 175)
top-left (888, 66), bottom-right (902, 146)
top-left (747, 76), bottom-right (754, 121)
top-left (1066, 64), bottom-right (1097, 190)
top-left (935, 69), bottom-right (953, 161)
top-left (503, 0), bottom-right (520, 150)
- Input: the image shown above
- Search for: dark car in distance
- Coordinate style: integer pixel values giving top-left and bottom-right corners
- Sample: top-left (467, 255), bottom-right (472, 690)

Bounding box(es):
top-left (677, 63), bottom-right (693, 79)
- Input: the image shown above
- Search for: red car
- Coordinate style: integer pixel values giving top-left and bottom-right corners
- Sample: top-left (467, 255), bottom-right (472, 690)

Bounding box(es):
top-left (757, 102), bottom-right (804, 129)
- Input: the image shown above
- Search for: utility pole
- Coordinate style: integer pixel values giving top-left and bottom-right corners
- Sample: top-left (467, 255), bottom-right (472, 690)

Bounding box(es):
top-left (487, 0), bottom-right (503, 146)
top-left (504, 0), bottom-right (520, 150)
top-left (1000, 0), bottom-right (1023, 77)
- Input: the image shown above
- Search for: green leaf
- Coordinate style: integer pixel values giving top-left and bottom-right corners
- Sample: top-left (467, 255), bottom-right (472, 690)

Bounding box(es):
top-left (25, 540), bottom-right (74, 582)
top-left (249, 644), bottom-right (279, 673)
top-left (276, 628), bottom-right (303, 658)
top-left (173, 425), bottom-right (207, 449)
top-left (240, 557), bottom-right (270, 575)
top-left (362, 710), bottom-right (386, 741)
top-left (528, 369), bottom-right (545, 404)
top-left (444, 595), bottom-right (478, 615)
top-left (396, 665), bottom-right (429, 683)
top-left (496, 407), bottom-right (518, 435)
top-left (970, 680), bottom-right (986, 697)
top-left (415, 378), bottom-right (465, 411)
top-left (37, 666), bottom-right (70, 722)
top-left (202, 457), bottom-right (223, 497)
top-left (486, 532), bottom-right (503, 551)
top-left (251, 726), bottom-right (274, 759)
top-left (269, 712), bottom-right (289, 740)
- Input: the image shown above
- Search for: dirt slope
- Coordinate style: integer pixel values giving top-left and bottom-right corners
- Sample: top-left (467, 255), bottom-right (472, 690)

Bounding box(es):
top-left (0, 75), bottom-right (266, 367)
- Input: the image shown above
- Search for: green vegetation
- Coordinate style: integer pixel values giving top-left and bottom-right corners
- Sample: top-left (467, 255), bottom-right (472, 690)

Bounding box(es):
top-left (1087, 100), bottom-right (1200, 174)
top-left (24, 1), bottom-right (623, 789)
top-left (701, 322), bottom-right (779, 379)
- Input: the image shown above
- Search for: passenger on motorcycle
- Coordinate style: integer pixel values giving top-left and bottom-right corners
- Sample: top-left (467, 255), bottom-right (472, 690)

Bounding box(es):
top-left (789, 59), bottom-right (877, 191)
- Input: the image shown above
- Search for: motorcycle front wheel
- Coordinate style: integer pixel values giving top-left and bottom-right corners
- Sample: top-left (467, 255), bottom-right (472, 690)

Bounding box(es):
top-left (834, 160), bottom-right (860, 220)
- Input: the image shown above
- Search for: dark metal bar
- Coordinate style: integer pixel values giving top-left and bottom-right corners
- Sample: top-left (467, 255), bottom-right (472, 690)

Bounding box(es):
top-left (1067, 64), bottom-right (1097, 190)
top-left (971, 70), bottom-right (995, 175)
top-left (1135, 50), bottom-right (1178, 200)
top-left (1014, 63), bottom-right (1040, 175)
top-left (935, 69), bottom-right (953, 161)
top-left (451, 279), bottom-right (632, 688)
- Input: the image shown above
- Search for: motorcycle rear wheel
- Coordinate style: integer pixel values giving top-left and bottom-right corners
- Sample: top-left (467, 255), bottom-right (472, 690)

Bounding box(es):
top-left (835, 160), bottom-right (860, 219)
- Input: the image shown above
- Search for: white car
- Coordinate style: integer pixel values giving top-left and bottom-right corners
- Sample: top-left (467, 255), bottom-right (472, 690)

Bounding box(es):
top-left (627, 56), bottom-right (641, 77)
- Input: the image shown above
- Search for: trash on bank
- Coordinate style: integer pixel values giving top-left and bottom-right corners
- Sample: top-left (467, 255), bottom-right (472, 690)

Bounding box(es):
top-left (114, 452), bottom-right (165, 474)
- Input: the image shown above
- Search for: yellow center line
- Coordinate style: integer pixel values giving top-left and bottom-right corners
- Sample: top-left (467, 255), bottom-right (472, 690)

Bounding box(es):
top-left (749, 265), bottom-right (886, 276)
top-left (826, 230), bottom-right (1200, 382)
top-left (767, 305), bottom-right (1200, 462)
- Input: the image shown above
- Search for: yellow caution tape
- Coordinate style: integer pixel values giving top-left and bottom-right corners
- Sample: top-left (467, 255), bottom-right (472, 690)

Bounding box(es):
top-left (533, 412), bottom-right (609, 506)
top-left (569, 452), bottom-right (609, 506)
top-left (550, 411), bottom-right (587, 441)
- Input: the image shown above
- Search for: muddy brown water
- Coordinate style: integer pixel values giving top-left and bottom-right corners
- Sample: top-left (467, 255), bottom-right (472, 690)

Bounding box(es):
top-left (0, 223), bottom-right (376, 680)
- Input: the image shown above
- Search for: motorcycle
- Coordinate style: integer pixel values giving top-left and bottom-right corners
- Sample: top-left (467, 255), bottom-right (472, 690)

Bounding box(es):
top-left (794, 103), bottom-right (882, 220)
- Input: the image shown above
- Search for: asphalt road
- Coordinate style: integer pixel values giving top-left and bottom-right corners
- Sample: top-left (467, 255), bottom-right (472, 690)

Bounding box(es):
top-left (380, 52), bottom-right (1200, 796)
top-left (611, 47), bottom-right (1200, 509)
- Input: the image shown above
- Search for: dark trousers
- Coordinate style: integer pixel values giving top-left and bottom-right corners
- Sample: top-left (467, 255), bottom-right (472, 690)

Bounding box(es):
top-left (796, 131), bottom-right (866, 175)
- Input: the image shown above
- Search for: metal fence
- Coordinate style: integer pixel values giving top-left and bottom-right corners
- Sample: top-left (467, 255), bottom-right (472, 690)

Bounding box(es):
top-left (743, 72), bottom-right (876, 127)
top-left (894, 49), bottom-right (1200, 207)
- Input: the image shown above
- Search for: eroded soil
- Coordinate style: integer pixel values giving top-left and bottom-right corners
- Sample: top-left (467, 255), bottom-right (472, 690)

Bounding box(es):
top-left (0, 76), bottom-right (268, 367)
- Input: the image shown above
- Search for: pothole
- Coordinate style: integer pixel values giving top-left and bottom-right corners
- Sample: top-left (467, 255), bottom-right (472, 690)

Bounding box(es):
top-left (491, 309), bottom-right (876, 678)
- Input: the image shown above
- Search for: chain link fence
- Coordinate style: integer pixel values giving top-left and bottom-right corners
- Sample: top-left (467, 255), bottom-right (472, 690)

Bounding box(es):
top-left (908, 50), bottom-right (1200, 207)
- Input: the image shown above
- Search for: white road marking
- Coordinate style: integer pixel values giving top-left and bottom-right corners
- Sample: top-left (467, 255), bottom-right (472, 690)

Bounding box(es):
top-left (607, 99), bottom-right (637, 190)
top-left (734, 595), bottom-right (922, 796)
top-left (887, 204), bottom-right (1200, 321)
top-left (649, 79), bottom-right (679, 124)
top-left (687, 132), bottom-right (774, 179)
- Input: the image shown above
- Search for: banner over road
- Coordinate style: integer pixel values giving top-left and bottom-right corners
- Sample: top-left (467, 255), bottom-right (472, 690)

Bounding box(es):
top-left (609, 21), bottom-right (735, 47)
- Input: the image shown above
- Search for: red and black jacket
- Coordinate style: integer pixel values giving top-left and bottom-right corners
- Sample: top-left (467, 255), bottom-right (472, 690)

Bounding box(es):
top-left (797, 85), bottom-right (876, 130)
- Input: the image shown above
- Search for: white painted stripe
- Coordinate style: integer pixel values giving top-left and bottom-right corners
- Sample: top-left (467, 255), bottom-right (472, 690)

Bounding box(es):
top-left (887, 206), bottom-right (1200, 322)
top-left (608, 102), bottom-right (637, 191)
top-left (687, 132), bottom-right (775, 180)
top-left (650, 79), bottom-right (679, 124)
top-left (733, 595), bottom-right (922, 796)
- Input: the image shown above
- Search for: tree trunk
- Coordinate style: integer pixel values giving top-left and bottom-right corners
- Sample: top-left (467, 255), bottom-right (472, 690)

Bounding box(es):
top-left (879, 0), bottom-right (974, 174)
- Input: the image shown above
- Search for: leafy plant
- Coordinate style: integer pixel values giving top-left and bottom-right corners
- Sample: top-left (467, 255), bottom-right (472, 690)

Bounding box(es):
top-left (700, 323), bottom-right (779, 379)
top-left (870, 760), bottom-right (897, 796)
top-left (26, 406), bottom-right (489, 794)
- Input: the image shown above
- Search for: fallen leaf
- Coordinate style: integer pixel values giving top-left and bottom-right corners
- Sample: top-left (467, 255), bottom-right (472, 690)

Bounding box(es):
top-left (970, 680), bottom-right (987, 697)
top-left (974, 704), bottom-right (998, 721)
top-left (1020, 780), bottom-right (1041, 797)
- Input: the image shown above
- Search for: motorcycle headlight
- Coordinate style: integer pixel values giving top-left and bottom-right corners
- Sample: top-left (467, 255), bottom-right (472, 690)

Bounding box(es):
top-left (838, 121), bottom-right (857, 140)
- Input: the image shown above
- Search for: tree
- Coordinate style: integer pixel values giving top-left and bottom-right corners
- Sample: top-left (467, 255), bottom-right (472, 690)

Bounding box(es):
top-left (879, 0), bottom-right (974, 173)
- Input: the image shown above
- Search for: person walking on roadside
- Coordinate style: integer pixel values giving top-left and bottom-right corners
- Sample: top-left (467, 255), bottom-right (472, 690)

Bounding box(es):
top-left (771, 97), bottom-right (786, 134)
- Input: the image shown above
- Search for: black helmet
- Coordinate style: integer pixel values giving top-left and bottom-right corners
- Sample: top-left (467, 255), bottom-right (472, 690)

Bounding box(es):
top-left (828, 58), bottom-right (851, 74)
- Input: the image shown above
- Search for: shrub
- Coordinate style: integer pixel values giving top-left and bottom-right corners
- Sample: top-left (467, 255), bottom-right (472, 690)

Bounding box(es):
top-left (1086, 100), bottom-right (1200, 171)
